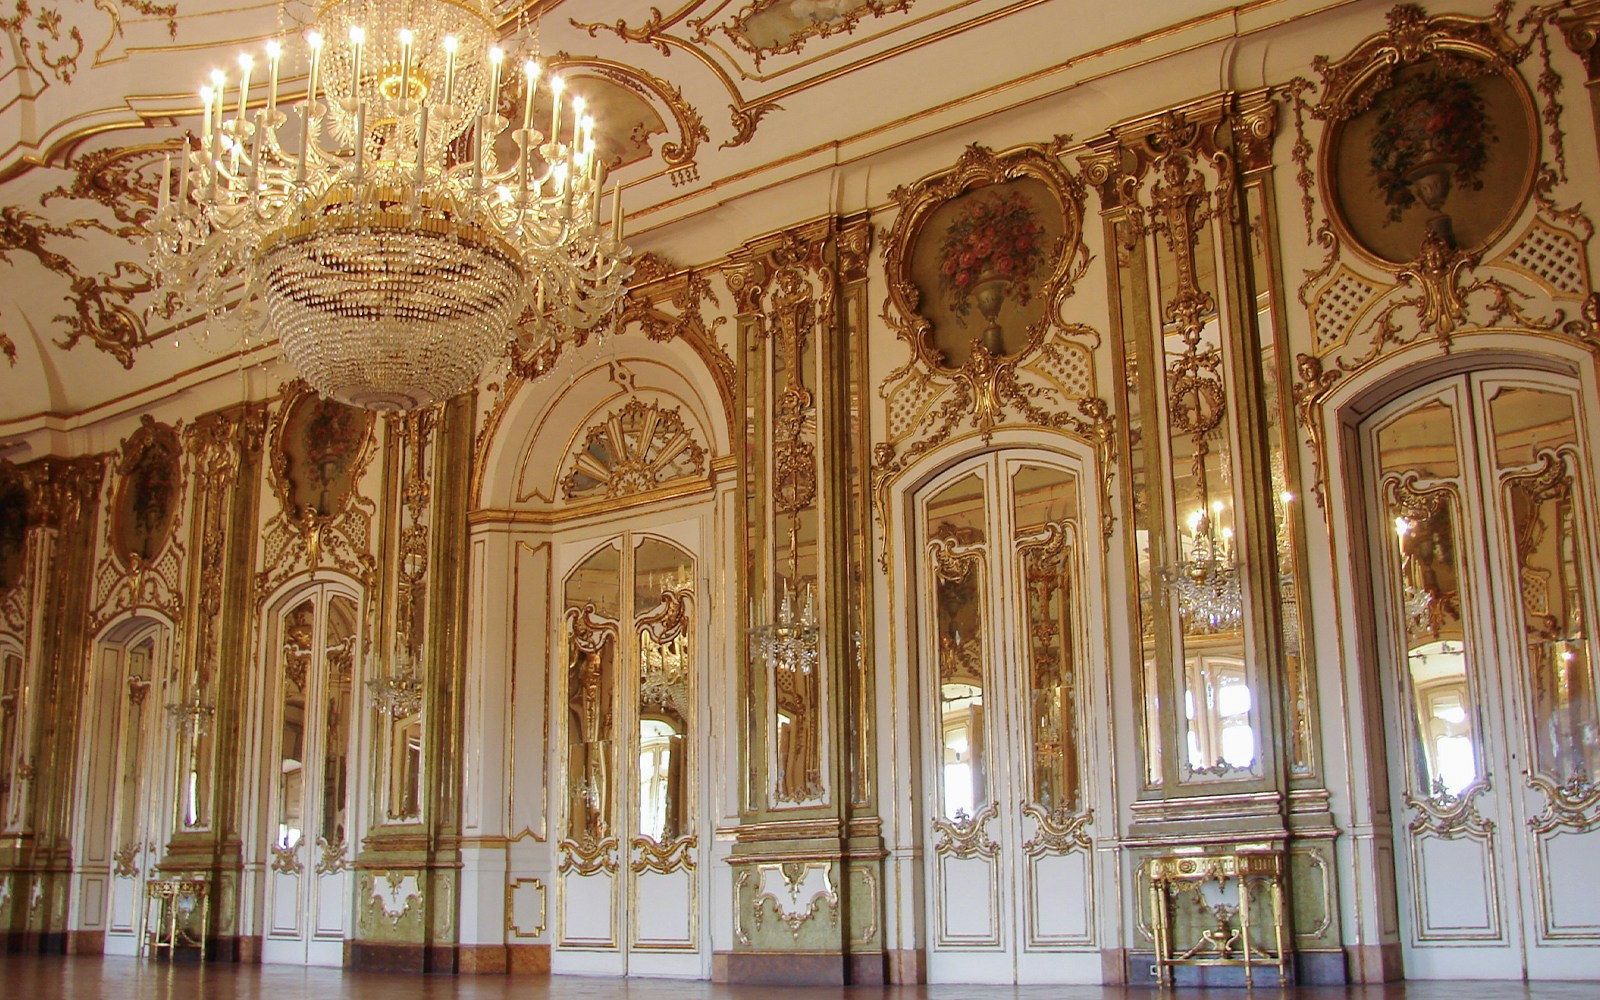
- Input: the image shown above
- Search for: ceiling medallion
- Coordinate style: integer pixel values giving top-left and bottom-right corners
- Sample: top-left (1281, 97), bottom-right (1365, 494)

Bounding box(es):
top-left (148, 0), bottom-right (632, 411)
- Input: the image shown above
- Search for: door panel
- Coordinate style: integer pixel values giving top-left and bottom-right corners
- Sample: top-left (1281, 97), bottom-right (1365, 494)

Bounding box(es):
top-left (99, 629), bottom-right (174, 955)
top-left (262, 585), bottom-right (360, 965)
top-left (555, 528), bottom-right (704, 976)
top-left (917, 451), bottom-right (1100, 983)
top-left (1363, 370), bottom-right (1600, 980)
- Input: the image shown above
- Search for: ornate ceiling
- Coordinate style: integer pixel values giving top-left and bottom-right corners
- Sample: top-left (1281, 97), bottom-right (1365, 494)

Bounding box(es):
top-left (0, 0), bottom-right (1242, 434)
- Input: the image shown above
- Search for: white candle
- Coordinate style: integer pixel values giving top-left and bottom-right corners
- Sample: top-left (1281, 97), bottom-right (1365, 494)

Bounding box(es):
top-left (160, 153), bottom-right (171, 211)
top-left (487, 47), bottom-right (503, 118)
top-left (237, 54), bottom-right (253, 122)
top-left (209, 69), bottom-right (226, 136)
top-left (354, 101), bottom-right (366, 179)
top-left (248, 111), bottom-right (262, 191)
top-left (442, 36), bottom-right (458, 106)
top-left (199, 85), bottom-right (214, 149)
top-left (611, 179), bottom-right (622, 241)
top-left (265, 41), bottom-right (281, 118)
top-left (471, 109), bottom-right (483, 192)
top-left (297, 104), bottom-right (310, 182)
top-left (415, 104), bottom-right (428, 185)
top-left (349, 26), bottom-right (364, 104)
top-left (398, 28), bottom-right (413, 104)
top-left (548, 74), bottom-right (564, 142)
top-left (306, 32), bottom-right (323, 107)
top-left (177, 139), bottom-right (189, 208)
top-left (521, 60), bottom-right (539, 133)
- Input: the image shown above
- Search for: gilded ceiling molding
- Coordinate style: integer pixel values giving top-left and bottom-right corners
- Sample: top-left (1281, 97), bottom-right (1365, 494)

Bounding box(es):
top-left (548, 53), bottom-right (710, 186)
top-left (871, 140), bottom-right (1114, 546)
top-left (0, 0), bottom-right (175, 86)
top-left (42, 141), bottom-right (176, 227)
top-left (1286, 3), bottom-right (1597, 514)
top-left (257, 381), bottom-right (379, 600)
top-left (87, 415), bottom-right (188, 633)
top-left (699, 0), bottom-right (916, 70)
top-left (572, 2), bottom-right (787, 149)
top-left (0, 203), bottom-right (155, 368)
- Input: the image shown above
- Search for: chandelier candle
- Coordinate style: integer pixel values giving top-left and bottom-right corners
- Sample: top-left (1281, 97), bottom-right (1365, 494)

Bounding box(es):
top-left (148, 0), bottom-right (631, 411)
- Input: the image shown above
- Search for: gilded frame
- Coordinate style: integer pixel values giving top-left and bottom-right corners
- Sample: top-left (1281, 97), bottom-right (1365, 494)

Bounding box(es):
top-left (1313, 5), bottom-right (1539, 271)
top-left (109, 416), bottom-right (185, 570)
top-left (266, 380), bottom-right (377, 538)
top-left (882, 142), bottom-right (1090, 377)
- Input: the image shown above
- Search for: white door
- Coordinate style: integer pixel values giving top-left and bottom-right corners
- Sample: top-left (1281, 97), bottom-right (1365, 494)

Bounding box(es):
top-left (554, 527), bottom-right (705, 977)
top-left (261, 584), bottom-right (361, 965)
top-left (915, 451), bottom-right (1102, 983)
top-left (98, 624), bottom-right (177, 953)
top-left (1363, 370), bottom-right (1600, 979)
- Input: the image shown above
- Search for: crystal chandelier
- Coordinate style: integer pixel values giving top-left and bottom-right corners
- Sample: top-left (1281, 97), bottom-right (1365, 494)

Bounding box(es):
top-left (366, 639), bottom-right (425, 718)
top-left (147, 0), bottom-right (632, 411)
top-left (166, 688), bottom-right (216, 739)
top-left (1160, 502), bottom-right (1243, 631)
top-left (754, 582), bottom-right (820, 675)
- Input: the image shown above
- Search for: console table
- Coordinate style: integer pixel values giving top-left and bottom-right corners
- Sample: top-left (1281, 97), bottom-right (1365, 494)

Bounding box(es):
top-left (1148, 848), bottom-right (1288, 986)
top-left (139, 876), bottom-right (210, 962)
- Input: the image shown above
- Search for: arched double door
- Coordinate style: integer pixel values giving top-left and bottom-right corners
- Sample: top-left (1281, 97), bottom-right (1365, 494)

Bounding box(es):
top-left (553, 524), bottom-right (706, 977)
top-left (911, 449), bottom-right (1105, 983)
top-left (80, 618), bottom-right (177, 953)
top-left (1359, 368), bottom-right (1600, 979)
top-left (260, 581), bottom-right (362, 965)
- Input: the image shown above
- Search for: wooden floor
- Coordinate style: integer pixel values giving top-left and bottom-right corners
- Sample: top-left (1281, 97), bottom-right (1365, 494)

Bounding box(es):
top-left (2, 955), bottom-right (1598, 999)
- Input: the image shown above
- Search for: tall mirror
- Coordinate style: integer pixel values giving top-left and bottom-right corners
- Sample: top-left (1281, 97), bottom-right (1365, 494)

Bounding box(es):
top-left (633, 538), bottom-right (694, 845)
top-left (564, 543), bottom-right (622, 845)
top-left (927, 471), bottom-right (988, 822)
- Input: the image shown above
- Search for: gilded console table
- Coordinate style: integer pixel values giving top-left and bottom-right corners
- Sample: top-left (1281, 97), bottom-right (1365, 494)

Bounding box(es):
top-left (139, 876), bottom-right (210, 962)
top-left (1148, 849), bottom-right (1288, 986)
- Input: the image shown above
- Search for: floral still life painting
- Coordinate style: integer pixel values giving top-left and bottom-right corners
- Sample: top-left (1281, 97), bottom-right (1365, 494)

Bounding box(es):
top-left (284, 395), bottom-right (371, 521)
top-left (115, 430), bottom-right (182, 563)
top-left (913, 177), bottom-right (1060, 367)
top-left (1330, 59), bottom-right (1532, 266)
top-left (1367, 68), bottom-right (1495, 233)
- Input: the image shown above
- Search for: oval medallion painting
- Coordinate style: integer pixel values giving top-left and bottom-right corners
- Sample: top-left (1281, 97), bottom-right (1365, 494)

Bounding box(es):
top-left (910, 176), bottom-right (1063, 368)
top-left (280, 393), bottom-right (373, 520)
top-left (1330, 59), bottom-right (1535, 266)
top-left (113, 423), bottom-right (183, 565)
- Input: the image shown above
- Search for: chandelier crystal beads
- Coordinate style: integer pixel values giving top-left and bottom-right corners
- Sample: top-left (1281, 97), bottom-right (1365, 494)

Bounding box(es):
top-left (148, 0), bottom-right (631, 411)
top-left (1160, 504), bottom-right (1243, 632)
top-left (754, 582), bottom-right (820, 675)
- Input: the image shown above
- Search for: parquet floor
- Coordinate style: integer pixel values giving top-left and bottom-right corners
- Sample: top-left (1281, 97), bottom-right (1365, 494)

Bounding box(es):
top-left (1, 954), bottom-right (1597, 999)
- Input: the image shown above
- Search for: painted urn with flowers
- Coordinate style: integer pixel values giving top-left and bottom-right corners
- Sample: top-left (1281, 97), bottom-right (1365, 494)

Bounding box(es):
top-left (937, 190), bottom-right (1046, 358)
top-left (1368, 67), bottom-right (1496, 246)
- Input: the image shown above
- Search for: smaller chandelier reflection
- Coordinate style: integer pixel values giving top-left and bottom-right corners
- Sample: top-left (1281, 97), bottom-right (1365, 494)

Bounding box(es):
top-left (1160, 502), bottom-right (1243, 631)
top-left (366, 639), bottom-right (424, 718)
top-left (754, 582), bottom-right (820, 675)
top-left (165, 688), bottom-right (216, 739)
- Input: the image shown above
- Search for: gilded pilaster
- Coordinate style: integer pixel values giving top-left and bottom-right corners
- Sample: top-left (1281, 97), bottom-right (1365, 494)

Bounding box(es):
top-left (160, 404), bottom-right (266, 959)
top-left (0, 455), bottom-right (105, 950)
top-left (724, 215), bottom-right (886, 984)
top-left (351, 395), bottom-right (472, 971)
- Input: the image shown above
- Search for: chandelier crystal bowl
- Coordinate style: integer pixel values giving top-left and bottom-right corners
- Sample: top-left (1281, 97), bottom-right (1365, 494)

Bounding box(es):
top-left (148, 0), bottom-right (632, 411)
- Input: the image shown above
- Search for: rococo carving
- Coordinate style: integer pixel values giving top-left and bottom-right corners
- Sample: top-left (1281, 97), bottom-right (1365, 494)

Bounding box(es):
top-left (562, 398), bottom-right (708, 501)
